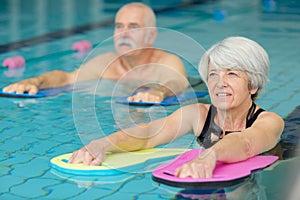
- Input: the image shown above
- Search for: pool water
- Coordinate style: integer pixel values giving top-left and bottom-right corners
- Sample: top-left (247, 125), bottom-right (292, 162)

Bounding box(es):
top-left (0, 0), bottom-right (300, 199)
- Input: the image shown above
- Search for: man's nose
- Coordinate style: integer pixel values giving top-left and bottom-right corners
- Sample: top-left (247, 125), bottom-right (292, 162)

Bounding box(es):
top-left (120, 30), bottom-right (130, 39)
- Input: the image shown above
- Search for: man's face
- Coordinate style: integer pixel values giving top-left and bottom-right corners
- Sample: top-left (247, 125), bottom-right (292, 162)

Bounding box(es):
top-left (113, 7), bottom-right (151, 55)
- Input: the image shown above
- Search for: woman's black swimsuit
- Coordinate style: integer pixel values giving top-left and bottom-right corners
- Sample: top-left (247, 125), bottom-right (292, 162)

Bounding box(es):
top-left (197, 102), bottom-right (265, 148)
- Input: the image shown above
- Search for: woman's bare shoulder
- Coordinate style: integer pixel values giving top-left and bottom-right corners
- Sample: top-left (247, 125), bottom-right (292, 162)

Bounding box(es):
top-left (252, 109), bottom-right (285, 138)
top-left (258, 110), bottom-right (284, 125)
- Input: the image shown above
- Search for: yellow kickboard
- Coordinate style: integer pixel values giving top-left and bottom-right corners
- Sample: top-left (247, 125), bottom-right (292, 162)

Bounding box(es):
top-left (50, 148), bottom-right (189, 176)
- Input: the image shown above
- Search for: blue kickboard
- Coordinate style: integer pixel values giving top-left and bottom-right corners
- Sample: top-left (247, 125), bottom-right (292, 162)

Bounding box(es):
top-left (116, 91), bottom-right (208, 106)
top-left (0, 85), bottom-right (77, 98)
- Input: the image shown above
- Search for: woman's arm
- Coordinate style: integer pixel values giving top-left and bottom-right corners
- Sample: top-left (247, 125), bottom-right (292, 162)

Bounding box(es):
top-left (212, 111), bottom-right (284, 162)
top-left (68, 103), bottom-right (205, 165)
top-left (175, 111), bottom-right (284, 178)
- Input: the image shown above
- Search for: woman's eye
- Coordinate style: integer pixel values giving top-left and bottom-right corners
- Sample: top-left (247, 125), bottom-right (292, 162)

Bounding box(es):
top-left (228, 72), bottom-right (238, 77)
top-left (209, 72), bottom-right (217, 78)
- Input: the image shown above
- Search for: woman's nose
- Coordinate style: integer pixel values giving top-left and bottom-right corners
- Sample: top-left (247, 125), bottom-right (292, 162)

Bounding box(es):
top-left (216, 75), bottom-right (228, 88)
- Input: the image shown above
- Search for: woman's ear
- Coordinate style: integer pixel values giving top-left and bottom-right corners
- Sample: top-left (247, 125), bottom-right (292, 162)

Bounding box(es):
top-left (250, 87), bottom-right (258, 95)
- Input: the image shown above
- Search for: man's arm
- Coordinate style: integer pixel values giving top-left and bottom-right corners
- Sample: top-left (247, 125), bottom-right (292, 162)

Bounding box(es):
top-left (128, 53), bottom-right (188, 102)
top-left (158, 53), bottom-right (188, 94)
top-left (3, 70), bottom-right (76, 94)
top-left (3, 53), bottom-right (116, 94)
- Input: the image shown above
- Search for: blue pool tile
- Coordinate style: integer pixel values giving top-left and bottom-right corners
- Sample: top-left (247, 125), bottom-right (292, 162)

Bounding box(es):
top-left (1, 136), bottom-right (37, 154)
top-left (0, 153), bottom-right (33, 174)
top-left (114, 173), bottom-right (154, 193)
top-left (0, 193), bottom-right (27, 200)
top-left (9, 178), bottom-right (60, 199)
top-left (0, 175), bottom-right (24, 194)
top-left (10, 156), bottom-right (49, 178)
top-left (22, 139), bottom-right (61, 155)
top-left (66, 174), bottom-right (144, 199)
top-left (43, 181), bottom-right (87, 199)
top-left (0, 163), bottom-right (10, 176)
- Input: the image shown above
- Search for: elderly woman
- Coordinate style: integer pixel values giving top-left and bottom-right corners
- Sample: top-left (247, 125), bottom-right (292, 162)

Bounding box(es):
top-left (69, 36), bottom-right (284, 178)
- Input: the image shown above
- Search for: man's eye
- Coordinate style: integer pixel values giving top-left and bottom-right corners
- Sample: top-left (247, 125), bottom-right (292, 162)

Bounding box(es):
top-left (128, 23), bottom-right (141, 29)
top-left (129, 25), bottom-right (139, 29)
top-left (115, 24), bottom-right (123, 29)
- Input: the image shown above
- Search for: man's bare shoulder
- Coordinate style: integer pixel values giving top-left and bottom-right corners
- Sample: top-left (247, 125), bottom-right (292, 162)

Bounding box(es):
top-left (92, 52), bottom-right (119, 61)
top-left (74, 52), bottom-right (122, 79)
top-left (82, 52), bottom-right (120, 70)
top-left (151, 49), bottom-right (184, 68)
top-left (152, 48), bottom-right (180, 60)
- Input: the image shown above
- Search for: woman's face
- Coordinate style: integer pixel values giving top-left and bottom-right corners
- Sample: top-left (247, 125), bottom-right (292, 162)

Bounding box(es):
top-left (207, 67), bottom-right (257, 110)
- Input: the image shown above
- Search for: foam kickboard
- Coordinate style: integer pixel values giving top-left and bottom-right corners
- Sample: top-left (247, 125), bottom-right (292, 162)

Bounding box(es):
top-left (50, 148), bottom-right (189, 176)
top-left (152, 149), bottom-right (278, 188)
top-left (0, 84), bottom-right (83, 98)
top-left (50, 167), bottom-right (134, 185)
top-left (116, 91), bottom-right (208, 106)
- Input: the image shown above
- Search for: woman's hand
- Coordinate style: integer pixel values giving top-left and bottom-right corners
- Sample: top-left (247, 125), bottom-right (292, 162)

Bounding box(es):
top-left (175, 149), bottom-right (217, 178)
top-left (68, 139), bottom-right (108, 166)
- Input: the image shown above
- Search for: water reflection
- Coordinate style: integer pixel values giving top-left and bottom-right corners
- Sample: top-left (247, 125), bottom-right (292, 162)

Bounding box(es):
top-left (174, 175), bottom-right (265, 200)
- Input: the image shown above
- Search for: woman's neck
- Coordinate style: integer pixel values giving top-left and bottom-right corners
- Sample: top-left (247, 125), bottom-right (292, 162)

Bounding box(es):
top-left (215, 101), bottom-right (254, 132)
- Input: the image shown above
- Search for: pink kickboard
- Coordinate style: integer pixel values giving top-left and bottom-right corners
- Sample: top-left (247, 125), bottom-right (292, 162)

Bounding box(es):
top-left (152, 149), bottom-right (278, 185)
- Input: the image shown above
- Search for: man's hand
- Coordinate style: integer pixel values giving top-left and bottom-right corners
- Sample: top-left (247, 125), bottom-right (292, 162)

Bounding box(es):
top-left (3, 80), bottom-right (39, 94)
top-left (127, 88), bottom-right (166, 103)
top-left (3, 70), bottom-right (73, 95)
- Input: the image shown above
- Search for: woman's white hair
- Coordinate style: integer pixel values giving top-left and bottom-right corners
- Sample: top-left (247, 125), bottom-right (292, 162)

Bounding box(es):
top-left (199, 36), bottom-right (270, 100)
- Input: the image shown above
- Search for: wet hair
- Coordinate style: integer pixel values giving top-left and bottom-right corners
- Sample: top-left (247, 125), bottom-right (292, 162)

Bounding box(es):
top-left (198, 36), bottom-right (270, 100)
top-left (117, 2), bottom-right (156, 27)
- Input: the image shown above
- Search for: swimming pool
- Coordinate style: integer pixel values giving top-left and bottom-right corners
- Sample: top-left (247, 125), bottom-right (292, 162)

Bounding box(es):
top-left (1, 0), bottom-right (300, 199)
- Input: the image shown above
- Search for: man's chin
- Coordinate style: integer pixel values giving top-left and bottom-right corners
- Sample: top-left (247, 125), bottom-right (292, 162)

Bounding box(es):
top-left (117, 48), bottom-right (137, 56)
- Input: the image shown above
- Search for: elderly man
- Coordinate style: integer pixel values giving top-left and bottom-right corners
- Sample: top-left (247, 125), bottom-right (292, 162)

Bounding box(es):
top-left (3, 2), bottom-right (188, 102)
